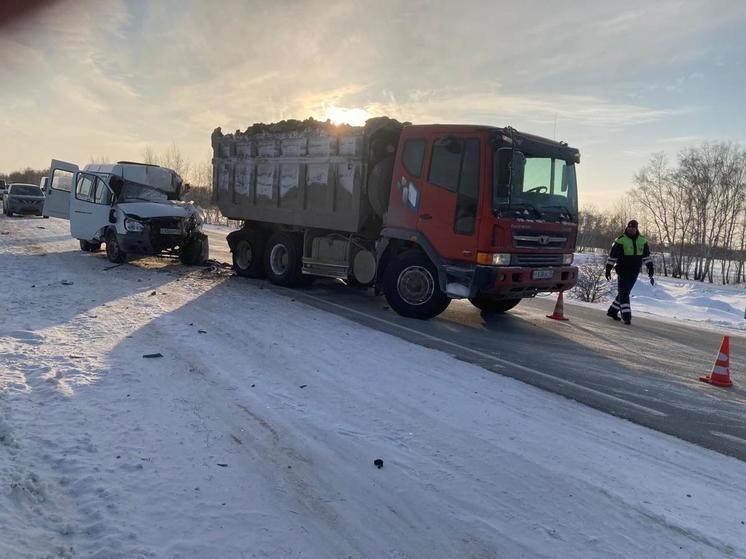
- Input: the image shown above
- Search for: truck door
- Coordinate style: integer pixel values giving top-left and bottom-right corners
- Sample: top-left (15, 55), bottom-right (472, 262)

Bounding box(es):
top-left (417, 135), bottom-right (482, 263)
top-left (42, 160), bottom-right (78, 219)
top-left (70, 173), bottom-right (113, 241)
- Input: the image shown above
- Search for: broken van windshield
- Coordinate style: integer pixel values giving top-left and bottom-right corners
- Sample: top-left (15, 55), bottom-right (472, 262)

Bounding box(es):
top-left (119, 179), bottom-right (170, 202)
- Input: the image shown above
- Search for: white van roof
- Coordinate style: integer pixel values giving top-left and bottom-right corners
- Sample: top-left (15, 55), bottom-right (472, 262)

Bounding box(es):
top-left (84, 161), bottom-right (183, 194)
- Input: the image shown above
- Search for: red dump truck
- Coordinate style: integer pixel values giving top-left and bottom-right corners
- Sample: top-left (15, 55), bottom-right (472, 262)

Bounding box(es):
top-left (211, 117), bottom-right (579, 319)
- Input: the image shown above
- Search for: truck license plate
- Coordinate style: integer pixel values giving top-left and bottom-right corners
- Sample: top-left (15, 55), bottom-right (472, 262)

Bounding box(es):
top-left (532, 269), bottom-right (554, 280)
top-left (160, 228), bottom-right (181, 235)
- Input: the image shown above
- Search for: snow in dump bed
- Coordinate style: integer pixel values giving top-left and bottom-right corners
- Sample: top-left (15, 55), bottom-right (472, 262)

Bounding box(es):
top-left (571, 252), bottom-right (746, 333)
top-left (1, 217), bottom-right (746, 558)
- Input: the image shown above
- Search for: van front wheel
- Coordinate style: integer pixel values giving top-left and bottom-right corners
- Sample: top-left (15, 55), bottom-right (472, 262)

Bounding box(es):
top-left (105, 231), bottom-right (126, 264)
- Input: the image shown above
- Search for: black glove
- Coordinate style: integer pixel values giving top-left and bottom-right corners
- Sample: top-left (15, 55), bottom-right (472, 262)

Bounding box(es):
top-left (605, 266), bottom-right (612, 281)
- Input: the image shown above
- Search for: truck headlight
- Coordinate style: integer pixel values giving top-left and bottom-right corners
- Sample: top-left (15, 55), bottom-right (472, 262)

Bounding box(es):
top-left (124, 217), bottom-right (144, 233)
top-left (477, 252), bottom-right (511, 266)
top-left (562, 254), bottom-right (574, 265)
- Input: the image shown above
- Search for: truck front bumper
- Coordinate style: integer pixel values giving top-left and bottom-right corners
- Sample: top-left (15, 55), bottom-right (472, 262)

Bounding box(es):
top-left (472, 264), bottom-right (578, 298)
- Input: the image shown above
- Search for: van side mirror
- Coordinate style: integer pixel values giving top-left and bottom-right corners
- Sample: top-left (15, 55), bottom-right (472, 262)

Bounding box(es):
top-left (109, 175), bottom-right (124, 196)
top-left (108, 209), bottom-right (117, 224)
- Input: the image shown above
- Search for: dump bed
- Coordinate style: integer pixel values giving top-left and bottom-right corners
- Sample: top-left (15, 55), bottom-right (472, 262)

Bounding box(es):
top-left (211, 118), bottom-right (404, 233)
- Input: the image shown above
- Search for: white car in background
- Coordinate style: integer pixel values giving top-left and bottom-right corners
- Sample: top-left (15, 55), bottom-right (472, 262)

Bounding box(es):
top-left (43, 159), bottom-right (209, 265)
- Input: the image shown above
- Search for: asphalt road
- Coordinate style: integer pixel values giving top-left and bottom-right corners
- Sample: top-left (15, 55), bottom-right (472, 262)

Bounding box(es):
top-left (206, 228), bottom-right (746, 461)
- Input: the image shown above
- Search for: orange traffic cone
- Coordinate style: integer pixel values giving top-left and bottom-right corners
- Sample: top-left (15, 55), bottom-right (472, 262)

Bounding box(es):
top-left (699, 335), bottom-right (733, 388)
top-left (546, 291), bottom-right (569, 321)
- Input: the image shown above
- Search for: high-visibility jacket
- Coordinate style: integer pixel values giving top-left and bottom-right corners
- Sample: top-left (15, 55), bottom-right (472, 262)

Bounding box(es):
top-left (606, 233), bottom-right (653, 274)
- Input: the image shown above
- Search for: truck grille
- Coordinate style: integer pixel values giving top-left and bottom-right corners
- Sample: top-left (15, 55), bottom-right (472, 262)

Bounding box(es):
top-left (513, 231), bottom-right (567, 249)
top-left (512, 254), bottom-right (563, 267)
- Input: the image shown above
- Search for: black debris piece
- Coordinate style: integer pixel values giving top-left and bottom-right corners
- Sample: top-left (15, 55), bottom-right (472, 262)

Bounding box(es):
top-left (198, 330), bottom-right (207, 334)
top-left (374, 459), bottom-right (383, 469)
top-left (60, 280), bottom-right (74, 286)
top-left (149, 291), bottom-right (156, 296)
top-left (216, 463), bottom-right (228, 468)
top-left (299, 384), bottom-right (307, 389)
top-left (142, 353), bottom-right (163, 359)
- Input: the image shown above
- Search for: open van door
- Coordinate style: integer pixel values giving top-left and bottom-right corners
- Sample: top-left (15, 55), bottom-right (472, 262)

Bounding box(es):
top-left (42, 159), bottom-right (78, 219)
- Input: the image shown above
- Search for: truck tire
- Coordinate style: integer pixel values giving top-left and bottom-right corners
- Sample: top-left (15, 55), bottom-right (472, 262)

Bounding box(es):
top-left (79, 239), bottom-right (102, 252)
top-left (232, 230), bottom-right (265, 278)
top-left (265, 231), bottom-right (304, 287)
top-left (180, 233), bottom-right (209, 266)
top-left (383, 250), bottom-right (450, 319)
top-left (105, 230), bottom-right (126, 264)
top-left (468, 295), bottom-right (521, 313)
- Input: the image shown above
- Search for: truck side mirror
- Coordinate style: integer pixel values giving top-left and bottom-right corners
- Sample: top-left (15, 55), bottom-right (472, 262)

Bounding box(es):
top-left (561, 165), bottom-right (573, 193)
top-left (494, 148), bottom-right (513, 198)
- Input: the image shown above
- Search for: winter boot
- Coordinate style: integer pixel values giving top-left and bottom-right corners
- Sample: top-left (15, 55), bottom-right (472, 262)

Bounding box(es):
top-left (606, 310), bottom-right (621, 321)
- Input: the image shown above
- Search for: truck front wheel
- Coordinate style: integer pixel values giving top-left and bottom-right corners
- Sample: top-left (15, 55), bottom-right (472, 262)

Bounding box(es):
top-left (468, 295), bottom-right (521, 313)
top-left (384, 250), bottom-right (450, 319)
top-left (265, 231), bottom-right (304, 287)
top-left (232, 231), bottom-right (265, 278)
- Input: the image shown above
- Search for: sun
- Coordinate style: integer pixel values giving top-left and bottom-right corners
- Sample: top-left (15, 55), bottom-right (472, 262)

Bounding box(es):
top-left (323, 106), bottom-right (370, 126)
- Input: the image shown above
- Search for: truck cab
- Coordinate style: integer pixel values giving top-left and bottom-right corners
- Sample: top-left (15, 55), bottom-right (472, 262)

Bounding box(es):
top-left (42, 159), bottom-right (209, 265)
top-left (377, 124), bottom-right (578, 316)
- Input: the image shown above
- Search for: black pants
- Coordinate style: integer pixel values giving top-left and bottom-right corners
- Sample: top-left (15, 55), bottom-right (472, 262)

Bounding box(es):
top-left (608, 270), bottom-right (638, 320)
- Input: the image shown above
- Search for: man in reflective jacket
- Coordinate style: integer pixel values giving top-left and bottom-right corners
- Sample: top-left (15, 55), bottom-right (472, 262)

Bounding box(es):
top-left (605, 219), bottom-right (654, 324)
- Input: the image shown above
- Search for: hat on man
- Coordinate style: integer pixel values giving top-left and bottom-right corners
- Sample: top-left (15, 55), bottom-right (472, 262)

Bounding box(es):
top-left (627, 220), bottom-right (639, 228)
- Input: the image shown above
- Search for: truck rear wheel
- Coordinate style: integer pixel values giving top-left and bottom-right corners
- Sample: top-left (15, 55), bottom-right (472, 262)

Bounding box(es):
top-left (469, 295), bottom-right (521, 313)
top-left (180, 233), bottom-right (209, 266)
top-left (232, 230), bottom-right (265, 278)
top-left (383, 250), bottom-right (450, 319)
top-left (105, 230), bottom-right (126, 264)
top-left (265, 231), bottom-right (304, 287)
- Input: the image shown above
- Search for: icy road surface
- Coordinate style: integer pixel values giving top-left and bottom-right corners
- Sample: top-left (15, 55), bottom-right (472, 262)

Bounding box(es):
top-left (1, 217), bottom-right (745, 558)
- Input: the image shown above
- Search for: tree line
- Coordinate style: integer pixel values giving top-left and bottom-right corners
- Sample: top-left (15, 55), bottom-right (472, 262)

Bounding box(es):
top-left (0, 167), bottom-right (48, 187)
top-left (580, 143), bottom-right (746, 285)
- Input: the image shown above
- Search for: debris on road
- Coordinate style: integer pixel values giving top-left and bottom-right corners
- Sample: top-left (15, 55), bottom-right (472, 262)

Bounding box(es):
top-left (142, 353), bottom-right (163, 359)
top-left (60, 280), bottom-right (74, 285)
top-left (374, 459), bottom-right (384, 469)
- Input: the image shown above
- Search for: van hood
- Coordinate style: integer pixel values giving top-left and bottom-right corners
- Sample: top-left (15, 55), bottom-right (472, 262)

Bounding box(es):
top-left (117, 201), bottom-right (199, 219)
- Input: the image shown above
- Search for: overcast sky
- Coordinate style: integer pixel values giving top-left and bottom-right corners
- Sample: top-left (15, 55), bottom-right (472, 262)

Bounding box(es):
top-left (1, 0), bottom-right (745, 208)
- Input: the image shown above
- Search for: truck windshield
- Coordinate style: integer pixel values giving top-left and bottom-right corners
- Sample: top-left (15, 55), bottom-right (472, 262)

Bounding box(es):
top-left (119, 179), bottom-right (170, 202)
top-left (493, 148), bottom-right (578, 221)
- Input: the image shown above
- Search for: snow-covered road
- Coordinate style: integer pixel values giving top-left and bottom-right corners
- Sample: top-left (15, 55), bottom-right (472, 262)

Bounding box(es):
top-left (2, 217), bottom-right (746, 558)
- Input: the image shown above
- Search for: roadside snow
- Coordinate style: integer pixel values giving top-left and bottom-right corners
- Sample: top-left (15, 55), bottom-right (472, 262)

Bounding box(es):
top-left (571, 253), bottom-right (746, 333)
top-left (1, 218), bottom-right (745, 558)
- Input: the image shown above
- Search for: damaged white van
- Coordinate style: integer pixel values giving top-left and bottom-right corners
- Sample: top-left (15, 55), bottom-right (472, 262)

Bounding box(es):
top-left (42, 159), bottom-right (209, 265)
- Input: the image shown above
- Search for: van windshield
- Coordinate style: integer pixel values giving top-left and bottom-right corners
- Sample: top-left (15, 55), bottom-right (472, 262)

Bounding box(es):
top-left (119, 179), bottom-right (170, 202)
